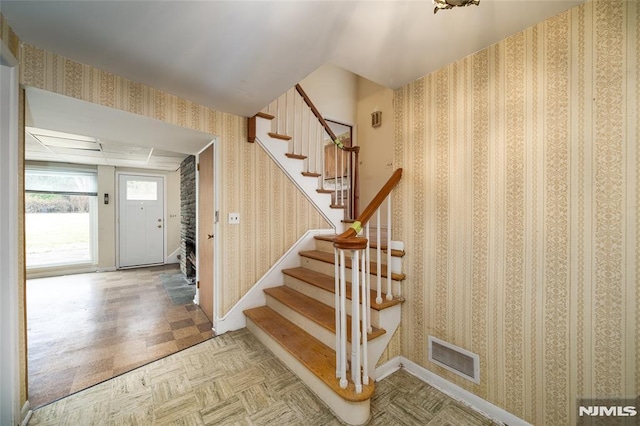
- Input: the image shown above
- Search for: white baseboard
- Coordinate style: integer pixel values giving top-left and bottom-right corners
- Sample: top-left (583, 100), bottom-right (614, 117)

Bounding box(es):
top-left (374, 356), bottom-right (402, 381)
top-left (27, 264), bottom-right (97, 279)
top-left (400, 357), bottom-right (531, 426)
top-left (21, 401), bottom-right (32, 426)
top-left (96, 266), bottom-right (117, 273)
top-left (214, 229), bottom-right (332, 335)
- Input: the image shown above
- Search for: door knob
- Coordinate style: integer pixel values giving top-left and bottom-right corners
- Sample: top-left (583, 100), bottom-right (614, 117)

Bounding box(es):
top-left (207, 234), bottom-right (214, 239)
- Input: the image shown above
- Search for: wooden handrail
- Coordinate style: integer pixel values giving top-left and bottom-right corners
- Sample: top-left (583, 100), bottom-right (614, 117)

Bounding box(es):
top-left (333, 168), bottom-right (402, 248)
top-left (295, 84), bottom-right (339, 142)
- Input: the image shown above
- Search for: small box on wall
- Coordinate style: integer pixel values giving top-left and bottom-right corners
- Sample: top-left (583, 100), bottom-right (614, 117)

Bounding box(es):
top-left (371, 111), bottom-right (382, 128)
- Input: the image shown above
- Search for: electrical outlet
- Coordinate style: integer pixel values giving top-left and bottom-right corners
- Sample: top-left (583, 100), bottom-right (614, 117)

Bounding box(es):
top-left (228, 212), bottom-right (240, 224)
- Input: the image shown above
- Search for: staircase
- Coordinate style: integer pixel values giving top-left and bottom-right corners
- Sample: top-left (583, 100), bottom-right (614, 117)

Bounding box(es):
top-left (242, 84), bottom-right (405, 425)
top-left (244, 234), bottom-right (404, 425)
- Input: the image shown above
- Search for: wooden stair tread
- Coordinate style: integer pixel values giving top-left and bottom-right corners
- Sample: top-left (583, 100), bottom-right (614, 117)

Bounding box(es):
top-left (268, 132), bottom-right (292, 141)
top-left (283, 267), bottom-right (403, 311)
top-left (330, 204), bottom-right (345, 209)
top-left (285, 153), bottom-right (307, 160)
top-left (314, 234), bottom-right (405, 258)
top-left (264, 286), bottom-right (386, 342)
top-left (244, 306), bottom-right (374, 402)
top-left (302, 172), bottom-right (322, 177)
top-left (316, 189), bottom-right (333, 194)
top-left (300, 250), bottom-right (406, 281)
top-left (255, 112), bottom-right (275, 120)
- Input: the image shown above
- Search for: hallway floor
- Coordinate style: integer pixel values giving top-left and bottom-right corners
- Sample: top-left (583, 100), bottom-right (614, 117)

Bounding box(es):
top-left (28, 328), bottom-right (500, 425)
top-left (27, 265), bottom-right (213, 408)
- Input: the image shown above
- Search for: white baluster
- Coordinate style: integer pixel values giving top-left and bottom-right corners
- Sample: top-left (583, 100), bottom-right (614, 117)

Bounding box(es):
top-left (351, 250), bottom-right (362, 393)
top-left (334, 247), bottom-right (341, 378)
top-left (386, 196), bottom-right (393, 300)
top-left (361, 247), bottom-right (369, 386)
top-left (376, 209), bottom-right (382, 304)
top-left (365, 224), bottom-right (372, 334)
top-left (339, 250), bottom-right (348, 389)
top-left (333, 143), bottom-right (338, 207)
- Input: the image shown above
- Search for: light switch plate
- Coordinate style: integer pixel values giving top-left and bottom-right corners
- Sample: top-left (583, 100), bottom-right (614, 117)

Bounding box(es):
top-left (229, 213), bottom-right (240, 224)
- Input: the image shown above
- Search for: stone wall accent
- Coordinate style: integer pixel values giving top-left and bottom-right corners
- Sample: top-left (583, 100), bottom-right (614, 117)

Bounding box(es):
top-left (180, 155), bottom-right (196, 276)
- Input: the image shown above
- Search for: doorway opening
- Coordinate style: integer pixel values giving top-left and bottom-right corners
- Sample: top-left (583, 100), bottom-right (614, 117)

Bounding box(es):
top-left (117, 173), bottom-right (165, 268)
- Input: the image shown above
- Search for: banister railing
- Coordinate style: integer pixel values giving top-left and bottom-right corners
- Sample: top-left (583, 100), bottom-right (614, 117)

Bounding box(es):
top-left (261, 85), bottom-right (360, 220)
top-left (333, 168), bottom-right (402, 394)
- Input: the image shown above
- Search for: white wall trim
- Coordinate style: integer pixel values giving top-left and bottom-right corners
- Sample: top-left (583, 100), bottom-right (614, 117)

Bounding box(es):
top-left (374, 356), bottom-right (402, 382)
top-left (400, 357), bottom-right (531, 426)
top-left (27, 264), bottom-right (98, 279)
top-left (214, 229), bottom-right (331, 335)
top-left (0, 41), bottom-right (21, 426)
top-left (20, 401), bottom-right (32, 426)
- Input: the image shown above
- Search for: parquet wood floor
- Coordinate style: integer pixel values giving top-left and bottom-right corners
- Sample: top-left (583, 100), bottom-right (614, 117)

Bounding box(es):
top-left (27, 265), bottom-right (213, 409)
top-left (29, 328), bottom-right (500, 425)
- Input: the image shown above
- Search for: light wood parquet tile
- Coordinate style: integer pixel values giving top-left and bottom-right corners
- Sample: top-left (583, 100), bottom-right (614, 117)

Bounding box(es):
top-left (29, 329), bottom-right (503, 426)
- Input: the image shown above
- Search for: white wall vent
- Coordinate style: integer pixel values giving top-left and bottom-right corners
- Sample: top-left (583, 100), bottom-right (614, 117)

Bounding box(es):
top-left (428, 336), bottom-right (480, 384)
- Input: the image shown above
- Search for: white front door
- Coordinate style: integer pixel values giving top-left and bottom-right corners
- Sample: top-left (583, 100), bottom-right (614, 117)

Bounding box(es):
top-left (118, 174), bottom-right (165, 267)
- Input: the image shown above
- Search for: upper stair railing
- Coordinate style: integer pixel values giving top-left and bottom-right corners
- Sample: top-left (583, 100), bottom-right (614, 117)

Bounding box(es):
top-left (260, 84), bottom-right (360, 220)
top-left (333, 168), bottom-right (402, 393)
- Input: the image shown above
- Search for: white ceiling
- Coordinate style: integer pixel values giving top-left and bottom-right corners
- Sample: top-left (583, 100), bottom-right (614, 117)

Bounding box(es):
top-left (6, 0), bottom-right (584, 170)
top-left (3, 0), bottom-right (584, 118)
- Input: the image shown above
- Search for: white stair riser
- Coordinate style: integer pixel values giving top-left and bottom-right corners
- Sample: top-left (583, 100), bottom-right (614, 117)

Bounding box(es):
top-left (282, 274), bottom-right (382, 329)
top-left (314, 239), bottom-right (403, 271)
top-left (265, 294), bottom-right (384, 358)
top-left (300, 257), bottom-right (403, 296)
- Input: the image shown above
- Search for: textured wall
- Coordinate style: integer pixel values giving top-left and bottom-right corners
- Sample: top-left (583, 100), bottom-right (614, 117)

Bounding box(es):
top-left (180, 156), bottom-right (196, 276)
top-left (18, 45), bottom-right (329, 315)
top-left (393, 0), bottom-right (639, 423)
top-left (0, 12), bottom-right (19, 59)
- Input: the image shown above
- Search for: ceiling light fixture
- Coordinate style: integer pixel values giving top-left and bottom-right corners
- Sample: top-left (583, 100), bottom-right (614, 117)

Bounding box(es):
top-left (433, 0), bottom-right (480, 14)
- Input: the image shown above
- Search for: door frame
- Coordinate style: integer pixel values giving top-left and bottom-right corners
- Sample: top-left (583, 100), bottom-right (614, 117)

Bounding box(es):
top-left (0, 42), bottom-right (22, 425)
top-left (115, 171), bottom-right (167, 269)
top-left (195, 139), bottom-right (220, 330)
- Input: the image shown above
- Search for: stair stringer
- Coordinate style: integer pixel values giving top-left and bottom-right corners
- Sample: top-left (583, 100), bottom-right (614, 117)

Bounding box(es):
top-left (214, 229), bottom-right (331, 335)
top-left (254, 116), bottom-right (344, 230)
top-left (367, 303), bottom-right (401, 381)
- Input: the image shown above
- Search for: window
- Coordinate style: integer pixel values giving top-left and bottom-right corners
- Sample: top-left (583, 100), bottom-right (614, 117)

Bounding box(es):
top-left (25, 167), bottom-right (98, 268)
top-left (126, 180), bottom-right (158, 201)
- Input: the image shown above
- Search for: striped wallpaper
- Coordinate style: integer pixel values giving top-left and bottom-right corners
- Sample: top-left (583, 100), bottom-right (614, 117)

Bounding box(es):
top-left (393, 0), bottom-right (638, 423)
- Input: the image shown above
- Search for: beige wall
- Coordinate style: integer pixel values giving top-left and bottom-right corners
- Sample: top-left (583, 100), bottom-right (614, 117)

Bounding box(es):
top-left (356, 77), bottom-right (394, 217)
top-left (394, 0), bottom-right (639, 424)
top-left (97, 165), bottom-right (116, 269)
top-left (299, 63), bottom-right (358, 125)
